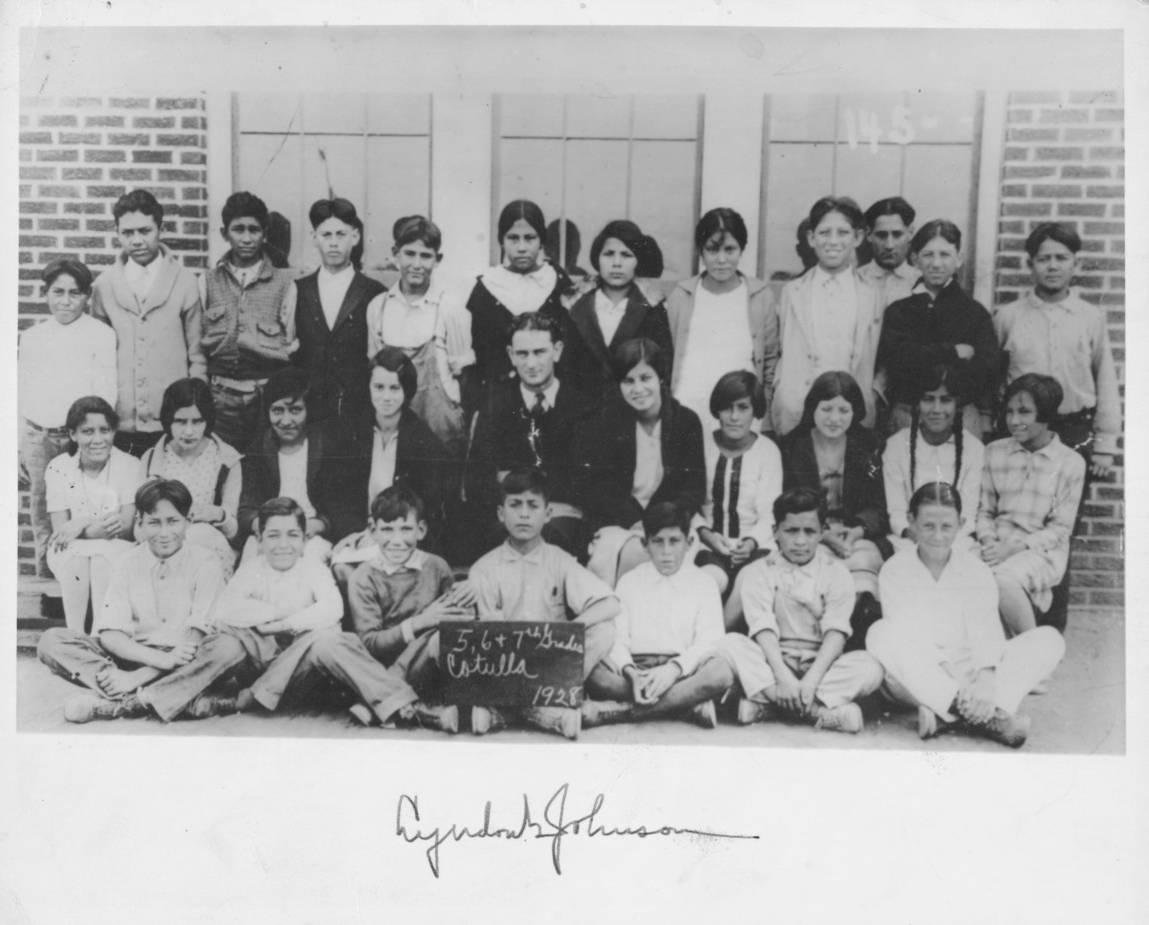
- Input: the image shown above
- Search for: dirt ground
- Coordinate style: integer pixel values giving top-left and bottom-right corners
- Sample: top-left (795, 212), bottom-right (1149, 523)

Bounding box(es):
top-left (15, 608), bottom-right (1123, 754)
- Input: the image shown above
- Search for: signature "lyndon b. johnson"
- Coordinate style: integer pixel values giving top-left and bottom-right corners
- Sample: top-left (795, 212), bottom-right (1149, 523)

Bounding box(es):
top-left (396, 783), bottom-right (758, 877)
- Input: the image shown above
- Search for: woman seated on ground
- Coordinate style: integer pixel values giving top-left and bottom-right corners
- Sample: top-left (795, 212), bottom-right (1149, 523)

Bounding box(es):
top-left (778, 371), bottom-right (890, 647)
top-left (328, 346), bottom-right (449, 584)
top-left (977, 373), bottom-right (1085, 637)
top-left (563, 219), bottom-right (673, 404)
top-left (882, 362), bottom-right (984, 555)
top-left (44, 396), bottom-right (140, 632)
top-left (141, 378), bottom-right (242, 579)
top-left (237, 368), bottom-right (337, 565)
top-left (574, 337), bottom-right (705, 586)
top-left (867, 481), bottom-right (1065, 748)
top-left (695, 370), bottom-right (783, 630)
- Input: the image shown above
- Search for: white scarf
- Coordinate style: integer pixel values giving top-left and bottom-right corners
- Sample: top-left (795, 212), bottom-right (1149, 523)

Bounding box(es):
top-left (479, 262), bottom-right (558, 316)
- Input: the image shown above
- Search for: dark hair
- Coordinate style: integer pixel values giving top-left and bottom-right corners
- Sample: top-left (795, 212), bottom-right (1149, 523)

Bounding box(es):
top-left (113, 189), bottom-right (163, 227)
top-left (709, 370), bottom-right (765, 420)
top-left (256, 496), bottom-right (307, 533)
top-left (509, 311), bottom-right (562, 345)
top-left (773, 486), bottom-right (826, 527)
top-left (908, 480), bottom-right (962, 518)
top-left (795, 218), bottom-right (817, 270)
top-left (910, 219), bottom-right (962, 255)
top-left (497, 200), bottom-right (547, 242)
top-left (636, 235), bottom-right (664, 278)
top-left (221, 191), bottom-right (270, 231)
top-left (499, 467), bottom-right (549, 503)
top-left (135, 477), bottom-right (193, 518)
top-left (66, 395), bottom-right (118, 442)
top-left (545, 218), bottom-right (582, 271)
top-left (263, 368), bottom-right (311, 416)
top-left (908, 363), bottom-right (972, 492)
top-left (308, 198), bottom-right (365, 270)
top-left (808, 196), bottom-right (865, 233)
top-left (370, 485), bottom-right (426, 524)
top-left (642, 501), bottom-right (690, 539)
top-left (864, 196), bottom-right (916, 229)
top-left (369, 346), bottom-right (418, 408)
top-left (42, 257), bottom-right (93, 294)
top-left (1004, 373), bottom-right (1063, 424)
top-left (392, 214), bottom-right (442, 253)
top-left (796, 371), bottom-right (867, 436)
top-left (589, 220), bottom-right (645, 275)
top-left (1025, 221), bottom-right (1082, 257)
top-left (610, 337), bottom-right (668, 387)
top-left (694, 207), bottom-right (748, 252)
top-left (160, 378), bottom-right (216, 439)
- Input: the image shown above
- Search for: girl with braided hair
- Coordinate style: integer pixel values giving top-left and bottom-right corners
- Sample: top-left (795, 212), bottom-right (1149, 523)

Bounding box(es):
top-left (882, 362), bottom-right (985, 553)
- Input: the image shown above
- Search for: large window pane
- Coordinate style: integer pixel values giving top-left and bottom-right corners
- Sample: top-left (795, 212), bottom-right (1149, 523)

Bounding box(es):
top-left (630, 140), bottom-right (697, 278)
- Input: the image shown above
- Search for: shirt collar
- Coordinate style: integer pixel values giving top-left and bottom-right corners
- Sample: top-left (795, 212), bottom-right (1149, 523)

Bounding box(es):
top-left (386, 283), bottom-right (442, 310)
top-left (498, 539), bottom-right (546, 563)
top-left (768, 545), bottom-right (825, 576)
top-left (812, 265), bottom-right (852, 288)
top-left (1005, 433), bottom-right (1063, 458)
top-left (594, 288), bottom-right (627, 313)
top-left (218, 253), bottom-right (272, 281)
top-left (319, 264), bottom-right (355, 282)
top-left (1023, 288), bottom-right (1078, 313)
top-left (521, 379), bottom-right (560, 411)
top-left (143, 543), bottom-right (188, 572)
top-left (376, 548), bottom-right (427, 575)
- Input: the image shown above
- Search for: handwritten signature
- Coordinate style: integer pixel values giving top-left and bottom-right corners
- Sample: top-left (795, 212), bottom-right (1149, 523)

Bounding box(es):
top-left (395, 783), bottom-right (758, 877)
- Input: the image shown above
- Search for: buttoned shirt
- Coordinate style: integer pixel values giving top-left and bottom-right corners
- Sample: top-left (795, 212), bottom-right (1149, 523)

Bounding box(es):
top-left (94, 543), bottom-right (223, 645)
top-left (519, 379), bottom-right (560, 414)
top-left (697, 433), bottom-right (783, 549)
top-left (994, 289), bottom-right (1122, 454)
top-left (740, 546), bottom-right (855, 654)
top-left (19, 315), bottom-right (117, 428)
top-left (123, 254), bottom-right (163, 302)
top-left (611, 561), bottom-right (724, 676)
top-left (594, 288), bottom-right (628, 346)
top-left (858, 260), bottom-right (921, 309)
top-left (470, 540), bottom-right (616, 623)
top-left (882, 428), bottom-right (985, 539)
top-left (214, 555), bottom-right (342, 633)
top-left (632, 420), bottom-right (665, 509)
top-left (809, 266), bottom-right (859, 371)
top-left (277, 443), bottom-right (316, 518)
top-left (317, 265), bottom-right (356, 330)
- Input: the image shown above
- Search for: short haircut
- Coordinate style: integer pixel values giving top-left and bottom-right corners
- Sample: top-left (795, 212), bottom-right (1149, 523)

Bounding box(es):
top-left (1025, 221), bottom-right (1082, 257)
top-left (709, 370), bottom-right (765, 419)
top-left (66, 395), bottom-right (118, 435)
top-left (797, 371), bottom-right (867, 436)
top-left (263, 367), bottom-right (311, 413)
top-left (113, 189), bottom-right (163, 227)
top-left (589, 219), bottom-right (646, 274)
top-left (160, 377), bottom-right (216, 439)
top-left (908, 481), bottom-right (962, 518)
top-left (509, 311), bottom-right (562, 345)
top-left (221, 191), bottom-right (270, 230)
top-left (42, 257), bottom-right (92, 293)
top-left (392, 214), bottom-right (443, 253)
top-left (370, 346), bottom-right (418, 407)
top-left (910, 219), bottom-right (962, 255)
top-left (1005, 373), bottom-right (1063, 424)
top-left (497, 199), bottom-right (547, 242)
top-left (642, 501), bottom-right (691, 539)
top-left (499, 467), bottom-right (549, 502)
top-left (308, 197), bottom-right (365, 269)
top-left (610, 337), bottom-right (668, 386)
top-left (135, 477), bottom-right (193, 518)
top-left (256, 496), bottom-right (307, 533)
top-left (370, 485), bottom-right (427, 524)
top-left (864, 196), bottom-right (916, 229)
top-left (808, 196), bottom-right (865, 232)
top-left (773, 486), bottom-right (827, 527)
top-left (694, 207), bottom-right (748, 252)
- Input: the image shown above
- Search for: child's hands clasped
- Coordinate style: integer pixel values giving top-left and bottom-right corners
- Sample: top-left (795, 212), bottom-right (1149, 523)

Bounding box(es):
top-left (637, 663), bottom-right (682, 704)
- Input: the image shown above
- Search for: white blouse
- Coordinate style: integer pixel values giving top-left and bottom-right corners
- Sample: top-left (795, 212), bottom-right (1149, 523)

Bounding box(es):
top-left (698, 433), bottom-right (783, 549)
top-left (882, 428), bottom-right (985, 539)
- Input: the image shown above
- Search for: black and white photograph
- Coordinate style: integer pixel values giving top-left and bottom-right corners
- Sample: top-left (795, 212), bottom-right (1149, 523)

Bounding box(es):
top-left (2, 2), bottom-right (1144, 922)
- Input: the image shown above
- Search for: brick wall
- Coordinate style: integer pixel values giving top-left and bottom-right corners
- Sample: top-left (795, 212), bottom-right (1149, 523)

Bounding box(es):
top-left (995, 89), bottom-right (1125, 610)
top-left (17, 94), bottom-right (210, 576)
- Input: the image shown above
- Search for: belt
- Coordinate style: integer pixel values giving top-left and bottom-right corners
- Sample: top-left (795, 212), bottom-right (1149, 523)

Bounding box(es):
top-left (25, 419), bottom-right (69, 436)
top-left (210, 375), bottom-right (269, 394)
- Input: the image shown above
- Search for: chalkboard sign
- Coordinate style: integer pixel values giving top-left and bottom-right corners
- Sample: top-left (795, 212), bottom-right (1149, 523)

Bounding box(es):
top-left (439, 621), bottom-right (586, 708)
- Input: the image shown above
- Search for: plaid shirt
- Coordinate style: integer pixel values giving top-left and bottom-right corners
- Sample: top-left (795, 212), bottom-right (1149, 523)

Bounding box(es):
top-left (976, 435), bottom-right (1086, 558)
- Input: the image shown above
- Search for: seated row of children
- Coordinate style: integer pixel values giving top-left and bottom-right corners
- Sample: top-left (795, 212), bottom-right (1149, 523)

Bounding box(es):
top-left (38, 458), bottom-right (1064, 747)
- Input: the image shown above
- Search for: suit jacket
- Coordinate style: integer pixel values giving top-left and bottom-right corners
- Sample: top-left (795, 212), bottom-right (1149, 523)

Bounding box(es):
top-left (564, 283), bottom-right (674, 402)
top-left (573, 395), bottom-right (706, 533)
top-left (293, 269), bottom-right (385, 421)
top-left (237, 424), bottom-right (336, 542)
top-left (770, 269), bottom-right (884, 435)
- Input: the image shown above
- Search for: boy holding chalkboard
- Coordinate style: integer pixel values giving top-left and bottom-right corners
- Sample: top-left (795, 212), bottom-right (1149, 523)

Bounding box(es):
top-left (581, 502), bottom-right (734, 729)
top-left (468, 468), bottom-right (619, 739)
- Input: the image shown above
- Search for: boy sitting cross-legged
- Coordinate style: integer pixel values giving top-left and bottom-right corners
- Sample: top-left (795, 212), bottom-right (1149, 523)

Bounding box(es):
top-left (346, 486), bottom-right (476, 714)
top-left (214, 496), bottom-right (458, 732)
top-left (718, 487), bottom-right (885, 734)
top-left (468, 467), bottom-right (620, 740)
top-left (581, 501), bottom-right (734, 729)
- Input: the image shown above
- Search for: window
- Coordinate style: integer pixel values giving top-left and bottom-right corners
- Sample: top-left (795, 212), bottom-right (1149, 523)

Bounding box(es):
top-left (493, 93), bottom-right (703, 280)
top-left (233, 93), bottom-right (432, 272)
top-left (761, 91), bottom-right (984, 286)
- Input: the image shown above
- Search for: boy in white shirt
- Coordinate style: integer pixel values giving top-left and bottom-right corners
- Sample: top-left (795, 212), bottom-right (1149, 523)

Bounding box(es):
top-left (582, 502), bottom-right (733, 729)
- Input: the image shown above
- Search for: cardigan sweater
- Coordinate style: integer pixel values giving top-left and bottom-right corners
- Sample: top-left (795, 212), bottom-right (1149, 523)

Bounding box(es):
top-left (237, 424), bottom-right (337, 543)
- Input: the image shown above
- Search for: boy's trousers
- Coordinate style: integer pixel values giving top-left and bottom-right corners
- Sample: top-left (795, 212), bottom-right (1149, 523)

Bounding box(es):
top-left (718, 633), bottom-right (884, 707)
top-left (866, 620), bottom-right (1065, 721)
top-left (37, 627), bottom-right (247, 721)
top-left (226, 626), bottom-right (419, 722)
